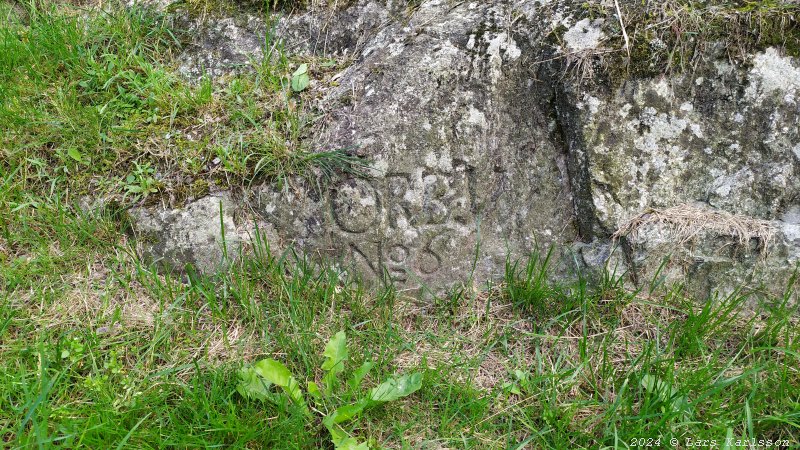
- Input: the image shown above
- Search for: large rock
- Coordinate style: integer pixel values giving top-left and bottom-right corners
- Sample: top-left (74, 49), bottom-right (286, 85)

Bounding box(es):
top-left (611, 204), bottom-right (799, 298)
top-left (251, 0), bottom-right (576, 293)
top-left (564, 48), bottom-right (800, 235)
top-left (176, 13), bottom-right (268, 80)
top-left (274, 0), bottom-right (405, 57)
top-left (559, 43), bottom-right (800, 297)
top-left (127, 0), bottom-right (800, 299)
top-left (167, 0), bottom-right (404, 80)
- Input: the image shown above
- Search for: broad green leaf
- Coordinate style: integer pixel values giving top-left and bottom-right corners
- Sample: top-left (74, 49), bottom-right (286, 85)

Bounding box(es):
top-left (326, 421), bottom-right (346, 440)
top-left (285, 377), bottom-right (305, 406)
top-left (324, 399), bottom-right (368, 426)
top-left (236, 366), bottom-right (273, 401)
top-left (293, 63), bottom-right (308, 76)
top-left (333, 436), bottom-right (369, 450)
top-left (254, 359), bottom-right (292, 386)
top-left (347, 361), bottom-right (373, 391)
top-left (67, 148), bottom-right (83, 162)
top-left (322, 331), bottom-right (348, 390)
top-left (328, 426), bottom-right (368, 450)
top-left (286, 377), bottom-right (306, 409)
top-left (502, 381), bottom-right (522, 396)
top-left (641, 374), bottom-right (692, 418)
top-left (253, 359), bottom-right (306, 409)
top-left (291, 63), bottom-right (310, 92)
top-left (308, 381), bottom-right (322, 400)
top-left (368, 372), bottom-right (423, 404)
top-left (322, 331), bottom-right (348, 372)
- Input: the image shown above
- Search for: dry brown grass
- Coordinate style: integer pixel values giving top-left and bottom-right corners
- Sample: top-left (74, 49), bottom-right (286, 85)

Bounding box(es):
top-left (613, 203), bottom-right (777, 252)
top-left (7, 250), bottom-right (261, 368)
top-left (626, 0), bottom-right (800, 68)
top-left (18, 257), bottom-right (161, 331)
top-left (556, 0), bottom-right (800, 81)
top-left (391, 288), bottom-right (533, 390)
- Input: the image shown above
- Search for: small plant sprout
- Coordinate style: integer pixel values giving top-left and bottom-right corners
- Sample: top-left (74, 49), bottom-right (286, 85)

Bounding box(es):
top-left (291, 63), bottom-right (310, 92)
top-left (237, 331), bottom-right (423, 449)
top-left (123, 161), bottom-right (160, 199)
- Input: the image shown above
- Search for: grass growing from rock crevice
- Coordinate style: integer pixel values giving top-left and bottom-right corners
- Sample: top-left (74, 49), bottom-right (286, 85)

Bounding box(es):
top-left (567, 0), bottom-right (800, 81)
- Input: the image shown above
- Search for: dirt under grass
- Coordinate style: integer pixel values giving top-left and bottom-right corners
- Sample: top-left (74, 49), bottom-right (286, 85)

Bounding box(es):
top-left (2, 210), bottom-right (799, 447)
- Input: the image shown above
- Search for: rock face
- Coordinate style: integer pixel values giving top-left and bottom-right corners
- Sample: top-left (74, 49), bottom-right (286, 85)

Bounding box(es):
top-left (567, 49), bottom-right (800, 236)
top-left (172, 0), bottom-right (405, 80)
top-left (176, 13), bottom-right (268, 80)
top-left (130, 195), bottom-right (241, 275)
top-left (129, 0), bottom-right (800, 299)
top-left (252, 1), bottom-right (575, 293)
top-left (559, 44), bottom-right (800, 296)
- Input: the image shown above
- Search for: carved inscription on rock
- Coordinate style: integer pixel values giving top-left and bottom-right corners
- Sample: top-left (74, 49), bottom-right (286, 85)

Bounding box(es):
top-left (331, 179), bottom-right (381, 233)
top-left (329, 161), bottom-right (475, 284)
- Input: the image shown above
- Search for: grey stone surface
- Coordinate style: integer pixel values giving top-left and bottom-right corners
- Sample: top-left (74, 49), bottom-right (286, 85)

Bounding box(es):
top-left (559, 44), bottom-right (800, 297)
top-left (250, 0), bottom-right (576, 293)
top-left (623, 220), bottom-right (799, 299)
top-left (128, 0), bottom-right (800, 298)
top-left (573, 239), bottom-right (628, 281)
top-left (274, 0), bottom-right (404, 57)
top-left (176, 13), bottom-right (268, 80)
top-left (146, 0), bottom-right (403, 80)
top-left (566, 51), bottom-right (800, 234)
top-left (129, 195), bottom-right (241, 274)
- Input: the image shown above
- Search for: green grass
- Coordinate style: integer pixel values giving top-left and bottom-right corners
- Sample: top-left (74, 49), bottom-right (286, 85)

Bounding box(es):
top-left (0, 0), bottom-right (362, 210)
top-left (568, 0), bottom-right (800, 80)
top-left (3, 217), bottom-right (798, 447)
top-left (1, 1), bottom-right (799, 448)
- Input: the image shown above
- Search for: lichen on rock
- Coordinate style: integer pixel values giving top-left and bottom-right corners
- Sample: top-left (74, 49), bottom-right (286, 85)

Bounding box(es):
top-left (129, 195), bottom-right (242, 274)
top-left (126, 0), bottom-right (800, 300)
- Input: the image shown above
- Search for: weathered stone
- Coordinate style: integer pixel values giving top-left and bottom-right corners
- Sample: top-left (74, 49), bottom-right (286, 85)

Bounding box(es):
top-left (572, 239), bottom-right (628, 281)
top-left (559, 44), bottom-right (800, 298)
top-left (159, 1), bottom-right (402, 80)
top-left (622, 218), bottom-right (799, 300)
top-left (129, 195), bottom-right (242, 274)
top-left (127, 0), bottom-right (800, 299)
top-left (250, 0), bottom-right (576, 293)
top-left (274, 0), bottom-right (404, 57)
top-left (176, 13), bottom-right (268, 80)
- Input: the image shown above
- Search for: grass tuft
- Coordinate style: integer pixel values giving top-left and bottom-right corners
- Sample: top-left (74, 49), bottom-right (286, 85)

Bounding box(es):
top-left (564, 0), bottom-right (800, 81)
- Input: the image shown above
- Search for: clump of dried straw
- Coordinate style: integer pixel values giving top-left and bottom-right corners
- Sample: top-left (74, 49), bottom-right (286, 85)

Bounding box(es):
top-left (613, 204), bottom-right (777, 252)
